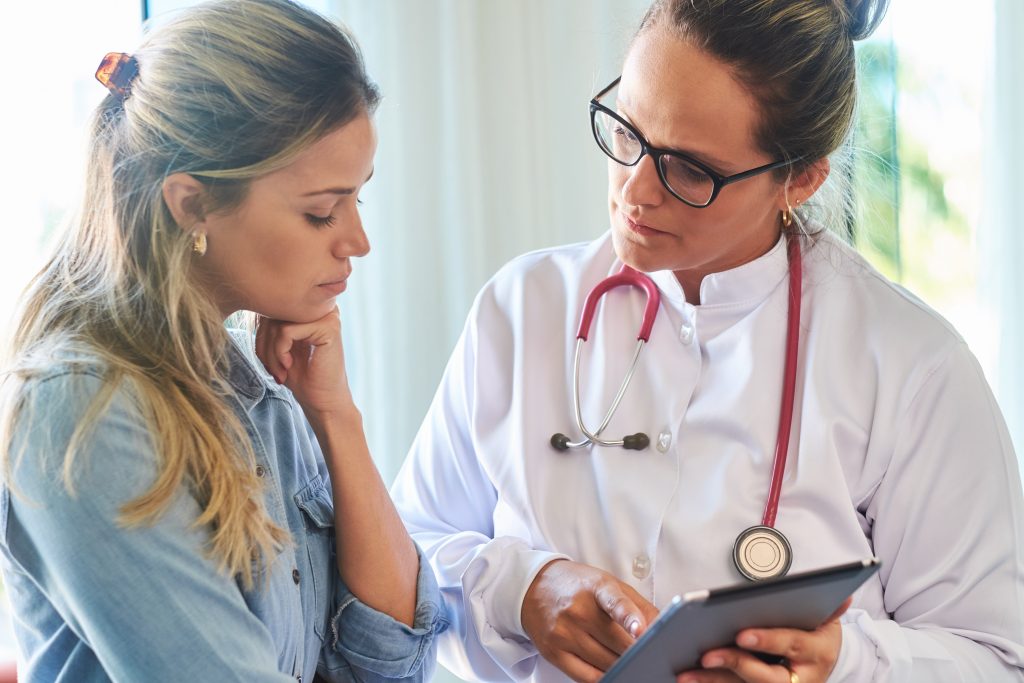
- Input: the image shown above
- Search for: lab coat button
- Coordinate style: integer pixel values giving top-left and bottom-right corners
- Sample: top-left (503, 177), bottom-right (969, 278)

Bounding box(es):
top-left (656, 431), bottom-right (672, 453)
top-left (679, 323), bottom-right (695, 345)
top-left (632, 554), bottom-right (651, 579)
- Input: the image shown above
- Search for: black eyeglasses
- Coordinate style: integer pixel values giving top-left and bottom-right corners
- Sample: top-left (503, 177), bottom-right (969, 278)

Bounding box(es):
top-left (590, 77), bottom-right (795, 208)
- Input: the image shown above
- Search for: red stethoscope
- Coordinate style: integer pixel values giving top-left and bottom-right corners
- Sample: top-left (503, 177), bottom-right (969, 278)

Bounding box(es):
top-left (551, 235), bottom-right (803, 581)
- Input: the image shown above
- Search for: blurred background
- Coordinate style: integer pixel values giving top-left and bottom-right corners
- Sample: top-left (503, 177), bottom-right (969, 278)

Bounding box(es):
top-left (0, 1), bottom-right (1020, 680)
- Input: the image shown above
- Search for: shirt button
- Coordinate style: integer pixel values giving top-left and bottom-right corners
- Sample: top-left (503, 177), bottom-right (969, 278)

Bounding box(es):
top-left (679, 323), bottom-right (695, 345)
top-left (632, 553), bottom-right (651, 579)
top-left (656, 431), bottom-right (672, 453)
top-left (255, 465), bottom-right (266, 478)
top-left (292, 568), bottom-right (301, 585)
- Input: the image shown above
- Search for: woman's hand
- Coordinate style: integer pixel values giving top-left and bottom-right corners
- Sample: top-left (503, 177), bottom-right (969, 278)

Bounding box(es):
top-left (254, 308), bottom-right (354, 427)
top-left (675, 599), bottom-right (852, 683)
top-left (257, 308), bottom-right (420, 626)
top-left (521, 559), bottom-right (660, 683)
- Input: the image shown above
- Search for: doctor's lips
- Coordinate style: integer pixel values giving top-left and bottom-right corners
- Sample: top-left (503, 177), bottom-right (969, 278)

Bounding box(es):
top-left (623, 213), bottom-right (666, 237)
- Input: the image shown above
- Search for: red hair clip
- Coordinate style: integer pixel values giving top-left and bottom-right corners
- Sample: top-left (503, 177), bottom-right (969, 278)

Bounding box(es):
top-left (95, 52), bottom-right (139, 99)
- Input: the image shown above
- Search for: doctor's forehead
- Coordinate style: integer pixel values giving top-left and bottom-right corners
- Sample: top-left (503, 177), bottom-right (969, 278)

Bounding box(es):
top-left (619, 25), bottom-right (762, 161)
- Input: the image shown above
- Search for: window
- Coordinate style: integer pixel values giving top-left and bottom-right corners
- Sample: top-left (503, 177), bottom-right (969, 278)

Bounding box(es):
top-left (854, 0), bottom-right (994, 370)
top-left (0, 2), bottom-right (142, 345)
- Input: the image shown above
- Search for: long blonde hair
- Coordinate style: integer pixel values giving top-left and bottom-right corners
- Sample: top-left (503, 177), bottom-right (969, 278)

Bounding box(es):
top-left (1, 0), bottom-right (379, 588)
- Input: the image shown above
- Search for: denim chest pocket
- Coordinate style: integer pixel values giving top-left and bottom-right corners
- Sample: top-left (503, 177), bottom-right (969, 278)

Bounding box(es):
top-left (294, 474), bottom-right (336, 641)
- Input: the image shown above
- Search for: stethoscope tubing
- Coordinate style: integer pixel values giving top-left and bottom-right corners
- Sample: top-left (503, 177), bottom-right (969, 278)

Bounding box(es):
top-left (552, 234), bottom-right (805, 579)
top-left (561, 265), bottom-right (659, 450)
top-left (762, 236), bottom-right (802, 528)
top-left (567, 337), bottom-right (646, 448)
top-left (575, 266), bottom-right (661, 342)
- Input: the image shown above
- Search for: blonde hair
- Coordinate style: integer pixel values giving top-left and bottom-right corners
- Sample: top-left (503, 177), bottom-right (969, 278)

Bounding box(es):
top-left (638, 0), bottom-right (891, 233)
top-left (1, 0), bottom-right (379, 588)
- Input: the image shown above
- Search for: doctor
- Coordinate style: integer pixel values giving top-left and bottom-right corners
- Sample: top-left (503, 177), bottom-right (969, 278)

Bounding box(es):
top-left (391, 0), bottom-right (1024, 681)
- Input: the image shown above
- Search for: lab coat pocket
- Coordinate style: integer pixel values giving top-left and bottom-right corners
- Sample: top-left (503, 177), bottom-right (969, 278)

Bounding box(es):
top-left (295, 473), bottom-right (337, 641)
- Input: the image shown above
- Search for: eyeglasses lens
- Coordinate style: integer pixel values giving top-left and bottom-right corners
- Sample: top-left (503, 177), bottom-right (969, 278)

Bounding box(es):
top-left (592, 109), bottom-right (714, 207)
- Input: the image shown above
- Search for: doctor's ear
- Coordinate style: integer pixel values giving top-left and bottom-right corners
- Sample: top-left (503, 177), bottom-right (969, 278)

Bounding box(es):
top-left (162, 173), bottom-right (209, 231)
top-left (777, 158), bottom-right (830, 210)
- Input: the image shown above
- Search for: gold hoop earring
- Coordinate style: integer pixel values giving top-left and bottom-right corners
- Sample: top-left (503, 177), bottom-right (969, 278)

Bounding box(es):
top-left (192, 232), bottom-right (207, 256)
top-left (781, 208), bottom-right (793, 228)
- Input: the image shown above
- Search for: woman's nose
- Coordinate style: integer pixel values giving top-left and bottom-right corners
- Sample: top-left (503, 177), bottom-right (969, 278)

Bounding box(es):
top-left (620, 154), bottom-right (664, 208)
top-left (333, 208), bottom-right (370, 259)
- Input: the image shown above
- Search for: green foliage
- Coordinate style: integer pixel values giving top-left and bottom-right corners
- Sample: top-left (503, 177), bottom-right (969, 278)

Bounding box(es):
top-left (851, 40), bottom-right (975, 307)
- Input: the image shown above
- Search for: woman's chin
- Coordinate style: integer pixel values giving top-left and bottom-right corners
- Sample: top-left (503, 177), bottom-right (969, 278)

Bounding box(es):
top-left (252, 302), bottom-right (332, 325)
top-left (612, 231), bottom-right (666, 273)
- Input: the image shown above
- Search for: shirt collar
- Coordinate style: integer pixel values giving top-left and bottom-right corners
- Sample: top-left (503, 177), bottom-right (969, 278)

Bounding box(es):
top-left (646, 233), bottom-right (790, 311)
top-left (224, 332), bottom-right (268, 410)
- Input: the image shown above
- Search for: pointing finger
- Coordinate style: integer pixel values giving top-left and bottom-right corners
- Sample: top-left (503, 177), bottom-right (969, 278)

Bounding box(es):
top-left (594, 582), bottom-right (646, 640)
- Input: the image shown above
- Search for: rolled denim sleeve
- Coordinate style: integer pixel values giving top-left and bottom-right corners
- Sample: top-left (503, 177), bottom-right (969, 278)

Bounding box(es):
top-left (320, 545), bottom-right (447, 682)
top-left (2, 372), bottom-right (293, 682)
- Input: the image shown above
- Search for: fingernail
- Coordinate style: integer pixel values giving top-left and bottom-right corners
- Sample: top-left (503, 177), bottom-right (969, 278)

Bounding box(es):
top-left (705, 656), bottom-right (724, 668)
top-left (628, 618), bottom-right (640, 637)
top-left (738, 633), bottom-right (758, 647)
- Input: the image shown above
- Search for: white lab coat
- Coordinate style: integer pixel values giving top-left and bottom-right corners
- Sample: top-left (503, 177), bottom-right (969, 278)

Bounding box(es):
top-left (391, 229), bottom-right (1024, 682)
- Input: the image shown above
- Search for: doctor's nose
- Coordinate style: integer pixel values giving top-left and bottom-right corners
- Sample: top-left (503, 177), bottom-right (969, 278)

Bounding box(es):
top-left (620, 154), bottom-right (665, 208)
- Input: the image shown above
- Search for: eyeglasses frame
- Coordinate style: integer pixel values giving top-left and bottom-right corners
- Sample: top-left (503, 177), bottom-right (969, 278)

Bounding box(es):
top-left (589, 77), bottom-right (797, 208)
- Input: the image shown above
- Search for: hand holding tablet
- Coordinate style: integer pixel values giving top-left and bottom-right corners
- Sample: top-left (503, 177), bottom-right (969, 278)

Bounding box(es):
top-left (601, 558), bottom-right (881, 682)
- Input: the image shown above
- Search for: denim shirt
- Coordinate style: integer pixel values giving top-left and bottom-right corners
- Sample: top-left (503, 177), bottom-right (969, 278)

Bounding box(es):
top-left (0, 334), bottom-right (445, 682)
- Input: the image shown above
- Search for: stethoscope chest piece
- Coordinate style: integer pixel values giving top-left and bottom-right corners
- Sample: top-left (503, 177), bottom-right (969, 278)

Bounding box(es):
top-left (733, 525), bottom-right (793, 581)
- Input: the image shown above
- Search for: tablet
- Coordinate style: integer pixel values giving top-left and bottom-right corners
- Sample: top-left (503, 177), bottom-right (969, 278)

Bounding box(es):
top-left (601, 558), bottom-right (881, 682)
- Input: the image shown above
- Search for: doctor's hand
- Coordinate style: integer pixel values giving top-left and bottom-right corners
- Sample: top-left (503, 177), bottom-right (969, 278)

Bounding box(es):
top-left (675, 598), bottom-right (852, 683)
top-left (521, 559), bottom-right (659, 683)
top-left (255, 307), bottom-right (355, 428)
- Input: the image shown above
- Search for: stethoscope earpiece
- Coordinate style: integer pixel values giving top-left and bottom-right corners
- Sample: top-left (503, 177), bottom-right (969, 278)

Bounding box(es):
top-left (550, 433), bottom-right (571, 451)
top-left (550, 431), bottom-right (650, 451)
top-left (622, 433), bottom-right (649, 450)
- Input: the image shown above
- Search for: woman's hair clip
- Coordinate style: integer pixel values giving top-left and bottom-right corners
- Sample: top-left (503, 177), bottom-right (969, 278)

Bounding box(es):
top-left (95, 52), bottom-right (140, 99)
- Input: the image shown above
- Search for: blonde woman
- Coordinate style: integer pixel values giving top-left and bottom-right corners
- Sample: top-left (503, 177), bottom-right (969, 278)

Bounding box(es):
top-left (0, 1), bottom-right (443, 681)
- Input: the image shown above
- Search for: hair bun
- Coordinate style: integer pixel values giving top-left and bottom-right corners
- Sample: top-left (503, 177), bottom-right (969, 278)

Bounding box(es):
top-left (836, 0), bottom-right (891, 41)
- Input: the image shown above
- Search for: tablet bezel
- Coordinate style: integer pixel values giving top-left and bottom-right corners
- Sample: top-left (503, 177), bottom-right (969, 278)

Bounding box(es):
top-left (601, 557), bottom-right (881, 682)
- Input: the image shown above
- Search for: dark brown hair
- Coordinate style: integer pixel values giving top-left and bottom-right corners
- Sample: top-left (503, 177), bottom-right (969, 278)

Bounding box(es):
top-left (638, 0), bottom-right (890, 173)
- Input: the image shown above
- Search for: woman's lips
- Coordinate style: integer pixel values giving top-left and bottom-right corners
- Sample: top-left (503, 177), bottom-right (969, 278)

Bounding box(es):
top-left (318, 278), bottom-right (348, 295)
top-left (623, 213), bottom-right (664, 237)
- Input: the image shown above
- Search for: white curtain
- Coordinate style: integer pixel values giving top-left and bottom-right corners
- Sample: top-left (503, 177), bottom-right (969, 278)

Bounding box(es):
top-left (981, 0), bottom-right (1024, 464)
top-left (325, 0), bottom-right (651, 484)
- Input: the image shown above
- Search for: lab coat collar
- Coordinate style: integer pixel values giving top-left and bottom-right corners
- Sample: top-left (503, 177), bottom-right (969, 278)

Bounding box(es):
top-left (646, 233), bottom-right (790, 311)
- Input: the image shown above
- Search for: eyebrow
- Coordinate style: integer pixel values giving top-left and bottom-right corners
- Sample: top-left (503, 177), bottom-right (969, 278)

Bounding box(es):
top-left (614, 101), bottom-right (733, 171)
top-left (301, 168), bottom-right (375, 197)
